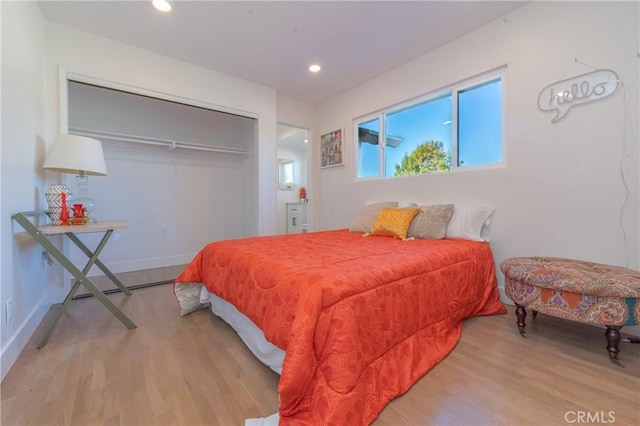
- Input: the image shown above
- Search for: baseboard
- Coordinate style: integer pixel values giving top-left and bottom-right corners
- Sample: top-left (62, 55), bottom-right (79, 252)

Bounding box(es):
top-left (0, 294), bottom-right (50, 381)
top-left (94, 254), bottom-right (195, 275)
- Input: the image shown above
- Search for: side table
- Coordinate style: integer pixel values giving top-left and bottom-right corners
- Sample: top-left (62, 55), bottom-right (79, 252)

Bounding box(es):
top-left (12, 211), bottom-right (137, 348)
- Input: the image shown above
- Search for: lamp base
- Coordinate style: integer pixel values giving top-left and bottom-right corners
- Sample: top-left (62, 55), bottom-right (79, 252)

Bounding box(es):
top-left (75, 175), bottom-right (97, 223)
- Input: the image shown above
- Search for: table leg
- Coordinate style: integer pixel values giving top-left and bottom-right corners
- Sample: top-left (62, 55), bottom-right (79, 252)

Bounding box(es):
top-left (515, 303), bottom-right (527, 337)
top-left (77, 277), bottom-right (137, 329)
top-left (15, 225), bottom-right (136, 348)
top-left (66, 232), bottom-right (132, 295)
top-left (605, 326), bottom-right (624, 367)
top-left (37, 279), bottom-right (84, 349)
top-left (60, 232), bottom-right (136, 329)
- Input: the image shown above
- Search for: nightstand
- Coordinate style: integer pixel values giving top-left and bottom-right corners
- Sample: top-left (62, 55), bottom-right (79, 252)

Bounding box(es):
top-left (286, 202), bottom-right (307, 234)
top-left (12, 211), bottom-right (137, 348)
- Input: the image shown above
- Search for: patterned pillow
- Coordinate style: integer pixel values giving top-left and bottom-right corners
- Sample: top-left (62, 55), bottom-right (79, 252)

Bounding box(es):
top-left (407, 204), bottom-right (454, 240)
top-left (370, 207), bottom-right (420, 240)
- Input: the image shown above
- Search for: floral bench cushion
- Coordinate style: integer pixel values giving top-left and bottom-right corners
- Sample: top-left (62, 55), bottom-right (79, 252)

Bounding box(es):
top-left (500, 257), bottom-right (640, 326)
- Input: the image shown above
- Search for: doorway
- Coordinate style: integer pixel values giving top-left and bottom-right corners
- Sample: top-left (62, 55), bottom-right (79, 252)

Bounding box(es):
top-left (276, 123), bottom-right (309, 234)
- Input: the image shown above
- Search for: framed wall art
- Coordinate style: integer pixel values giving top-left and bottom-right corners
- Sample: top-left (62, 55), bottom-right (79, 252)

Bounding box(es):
top-left (320, 129), bottom-right (343, 168)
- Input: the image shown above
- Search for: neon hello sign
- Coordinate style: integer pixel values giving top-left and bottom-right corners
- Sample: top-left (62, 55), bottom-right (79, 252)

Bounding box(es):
top-left (538, 69), bottom-right (619, 123)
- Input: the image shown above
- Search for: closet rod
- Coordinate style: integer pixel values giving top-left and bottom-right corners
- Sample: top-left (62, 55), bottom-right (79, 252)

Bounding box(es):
top-left (69, 127), bottom-right (251, 157)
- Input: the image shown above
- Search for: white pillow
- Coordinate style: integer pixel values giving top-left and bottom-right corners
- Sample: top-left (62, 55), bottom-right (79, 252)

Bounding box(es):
top-left (445, 204), bottom-right (495, 242)
top-left (349, 201), bottom-right (398, 232)
top-left (397, 201), bottom-right (418, 208)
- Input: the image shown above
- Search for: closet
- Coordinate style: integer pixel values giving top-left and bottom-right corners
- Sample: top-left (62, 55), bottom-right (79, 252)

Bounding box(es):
top-left (65, 79), bottom-right (258, 283)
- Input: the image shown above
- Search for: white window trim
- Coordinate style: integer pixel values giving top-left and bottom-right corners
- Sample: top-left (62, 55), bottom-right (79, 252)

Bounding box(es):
top-left (353, 66), bottom-right (507, 180)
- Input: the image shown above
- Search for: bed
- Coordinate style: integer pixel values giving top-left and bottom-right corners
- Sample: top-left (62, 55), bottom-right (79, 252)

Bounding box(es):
top-left (174, 204), bottom-right (506, 425)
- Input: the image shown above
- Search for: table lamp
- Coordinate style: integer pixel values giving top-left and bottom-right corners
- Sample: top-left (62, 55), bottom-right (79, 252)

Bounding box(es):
top-left (43, 134), bottom-right (107, 222)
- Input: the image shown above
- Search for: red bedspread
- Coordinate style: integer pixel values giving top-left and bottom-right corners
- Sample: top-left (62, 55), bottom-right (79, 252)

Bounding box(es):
top-left (175, 229), bottom-right (506, 425)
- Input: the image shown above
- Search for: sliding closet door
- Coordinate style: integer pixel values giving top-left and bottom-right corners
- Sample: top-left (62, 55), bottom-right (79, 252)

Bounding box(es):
top-left (66, 80), bottom-right (258, 283)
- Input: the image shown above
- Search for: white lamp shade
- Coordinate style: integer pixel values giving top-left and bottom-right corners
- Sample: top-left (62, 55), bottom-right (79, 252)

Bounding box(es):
top-left (43, 134), bottom-right (108, 176)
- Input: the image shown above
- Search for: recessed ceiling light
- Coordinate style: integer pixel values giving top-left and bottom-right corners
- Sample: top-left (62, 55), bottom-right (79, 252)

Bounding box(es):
top-left (309, 64), bottom-right (322, 73)
top-left (152, 0), bottom-right (172, 13)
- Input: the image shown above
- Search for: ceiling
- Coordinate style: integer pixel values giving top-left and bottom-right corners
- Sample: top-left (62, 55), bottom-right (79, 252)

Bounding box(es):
top-left (38, 1), bottom-right (527, 105)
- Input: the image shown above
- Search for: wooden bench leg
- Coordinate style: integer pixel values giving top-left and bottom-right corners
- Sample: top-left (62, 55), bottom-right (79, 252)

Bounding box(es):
top-left (515, 304), bottom-right (527, 337)
top-left (605, 326), bottom-right (624, 367)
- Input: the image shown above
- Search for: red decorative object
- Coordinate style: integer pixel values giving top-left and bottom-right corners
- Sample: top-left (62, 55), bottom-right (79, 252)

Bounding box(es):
top-left (298, 186), bottom-right (308, 202)
top-left (60, 192), bottom-right (69, 225)
top-left (70, 203), bottom-right (89, 225)
top-left (73, 203), bottom-right (85, 218)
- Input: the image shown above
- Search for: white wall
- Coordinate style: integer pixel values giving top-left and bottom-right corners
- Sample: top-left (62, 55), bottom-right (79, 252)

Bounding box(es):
top-left (314, 1), bottom-right (640, 301)
top-left (277, 95), bottom-right (317, 135)
top-left (43, 21), bottom-right (279, 301)
top-left (0, 1), bottom-right (51, 380)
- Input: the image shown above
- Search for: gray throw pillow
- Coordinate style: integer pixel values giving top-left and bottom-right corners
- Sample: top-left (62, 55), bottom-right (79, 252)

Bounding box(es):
top-left (407, 204), bottom-right (454, 239)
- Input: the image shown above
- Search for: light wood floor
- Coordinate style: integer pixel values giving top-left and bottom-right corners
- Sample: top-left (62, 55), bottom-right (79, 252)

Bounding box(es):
top-left (1, 284), bottom-right (638, 426)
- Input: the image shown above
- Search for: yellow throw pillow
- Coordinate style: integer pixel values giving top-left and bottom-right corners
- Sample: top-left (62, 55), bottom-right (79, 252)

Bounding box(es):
top-left (370, 207), bottom-right (420, 240)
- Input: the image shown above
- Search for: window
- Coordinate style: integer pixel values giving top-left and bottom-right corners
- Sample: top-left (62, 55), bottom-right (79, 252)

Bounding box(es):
top-left (279, 159), bottom-right (296, 189)
top-left (355, 70), bottom-right (503, 179)
top-left (357, 118), bottom-right (381, 178)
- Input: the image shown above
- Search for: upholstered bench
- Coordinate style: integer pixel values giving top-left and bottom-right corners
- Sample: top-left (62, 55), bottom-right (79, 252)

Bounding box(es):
top-left (500, 257), bottom-right (640, 366)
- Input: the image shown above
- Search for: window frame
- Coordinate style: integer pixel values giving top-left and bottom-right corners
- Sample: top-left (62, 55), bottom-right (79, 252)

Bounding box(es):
top-left (353, 67), bottom-right (506, 180)
top-left (278, 158), bottom-right (297, 190)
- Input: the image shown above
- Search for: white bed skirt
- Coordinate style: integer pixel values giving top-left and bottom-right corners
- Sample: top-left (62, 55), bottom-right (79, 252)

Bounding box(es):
top-left (199, 286), bottom-right (285, 374)
top-left (174, 283), bottom-right (282, 424)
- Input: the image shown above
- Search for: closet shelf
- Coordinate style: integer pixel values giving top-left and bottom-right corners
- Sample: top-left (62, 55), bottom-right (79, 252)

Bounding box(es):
top-left (69, 127), bottom-right (251, 158)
